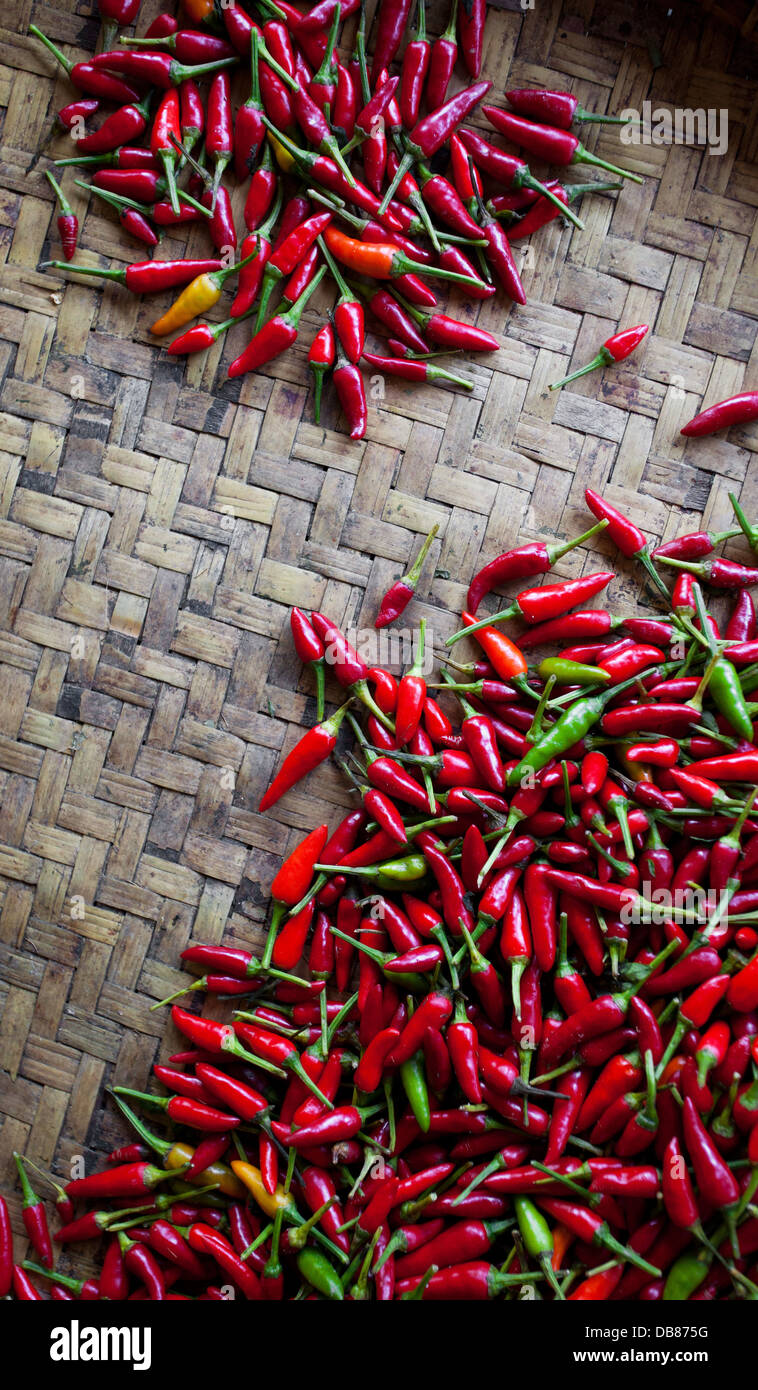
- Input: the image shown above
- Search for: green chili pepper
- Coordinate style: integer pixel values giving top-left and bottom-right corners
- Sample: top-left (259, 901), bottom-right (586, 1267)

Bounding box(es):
top-left (709, 657), bottom-right (755, 742)
top-left (320, 853), bottom-right (428, 889)
top-left (538, 658), bottom-right (609, 686)
top-left (507, 675), bottom-right (640, 787)
top-left (400, 1050), bottom-right (431, 1133)
top-left (513, 1196), bottom-right (565, 1299)
top-left (663, 1249), bottom-right (710, 1301)
top-left (296, 1246), bottom-right (345, 1300)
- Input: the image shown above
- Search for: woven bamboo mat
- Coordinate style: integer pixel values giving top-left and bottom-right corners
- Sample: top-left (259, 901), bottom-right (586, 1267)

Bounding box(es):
top-left (0, 0), bottom-right (757, 1276)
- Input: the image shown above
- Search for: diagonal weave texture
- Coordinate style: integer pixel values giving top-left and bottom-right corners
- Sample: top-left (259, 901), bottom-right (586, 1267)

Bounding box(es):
top-left (0, 0), bottom-right (757, 1278)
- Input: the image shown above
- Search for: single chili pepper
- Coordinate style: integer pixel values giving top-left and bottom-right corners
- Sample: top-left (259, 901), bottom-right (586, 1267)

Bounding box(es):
top-left (484, 105), bottom-right (643, 184)
top-left (368, 525), bottom-right (440, 630)
top-left (397, 0), bottom-right (428, 128)
top-left (65, 1161), bottom-right (179, 1201)
top-left (148, 89), bottom-right (183, 217)
top-left (202, 69), bottom-right (233, 205)
top-left (306, 2), bottom-right (341, 119)
top-left (307, 322), bottom-right (336, 427)
top-left (451, 615), bottom-right (527, 687)
top-left (680, 392), bottom-right (758, 437)
top-left (513, 1196), bottom-right (565, 1297)
top-left (506, 87), bottom-right (637, 129)
top-left (69, 94), bottom-right (152, 155)
top-left (370, 0), bottom-right (413, 83)
top-left (330, 60), bottom-right (356, 141)
top-left (538, 1198), bottom-right (661, 1276)
top-left (57, 97), bottom-right (100, 130)
top-left (44, 253), bottom-right (224, 296)
top-left (297, 1246), bottom-right (344, 1299)
top-left (78, 181), bottom-right (159, 247)
top-left (13, 1155), bottom-right (53, 1269)
top-left (551, 323), bottom-right (650, 391)
top-left (290, 606), bottom-right (326, 720)
top-left (97, 1235), bottom-right (129, 1300)
top-left (681, 1097), bottom-right (741, 1248)
top-left (124, 27), bottom-right (235, 64)
top-left (425, 0), bottom-right (458, 109)
top-left (659, 554), bottom-right (758, 590)
top-left (91, 47), bottom-right (238, 88)
top-left (12, 1266), bottom-right (43, 1300)
top-left (45, 172), bottom-right (78, 261)
top-left (328, 337), bottom-right (366, 440)
top-left (654, 527), bottom-right (741, 561)
top-left (397, 1259), bottom-right (542, 1299)
top-left (321, 224), bottom-right (477, 289)
top-left (378, 79), bottom-right (492, 214)
top-left (30, 26), bottom-right (143, 103)
top-left (584, 486), bottom-right (671, 601)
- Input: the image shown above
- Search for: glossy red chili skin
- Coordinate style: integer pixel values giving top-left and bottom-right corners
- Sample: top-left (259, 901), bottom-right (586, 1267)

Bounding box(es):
top-left (681, 392), bottom-right (758, 436)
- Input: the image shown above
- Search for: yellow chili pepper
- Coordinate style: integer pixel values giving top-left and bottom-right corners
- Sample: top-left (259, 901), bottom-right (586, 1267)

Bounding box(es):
top-left (150, 245), bottom-right (259, 336)
top-left (167, 1142), bottom-right (245, 1199)
top-left (231, 1160), bottom-right (295, 1218)
top-left (268, 131), bottom-right (295, 173)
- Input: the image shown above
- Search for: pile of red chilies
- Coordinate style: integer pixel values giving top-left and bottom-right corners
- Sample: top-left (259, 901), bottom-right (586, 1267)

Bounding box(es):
top-left (6, 485), bottom-right (758, 1302)
top-left (33, 0), bottom-right (660, 440)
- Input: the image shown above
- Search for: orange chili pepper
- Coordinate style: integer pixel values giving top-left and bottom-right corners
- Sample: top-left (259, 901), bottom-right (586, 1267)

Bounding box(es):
top-left (459, 610), bottom-right (527, 680)
top-left (322, 223), bottom-right (478, 288)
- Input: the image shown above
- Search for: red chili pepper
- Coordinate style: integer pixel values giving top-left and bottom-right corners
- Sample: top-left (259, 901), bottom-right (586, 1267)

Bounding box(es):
top-left (370, 0), bottom-right (413, 83)
top-left (458, 0), bottom-right (486, 76)
top-left (70, 95), bottom-right (152, 155)
top-left (426, 0), bottom-right (458, 109)
top-left (681, 392), bottom-right (758, 437)
top-left (484, 105), bottom-right (643, 184)
top-left (654, 526), bottom-right (741, 561)
top-left (92, 47), bottom-right (238, 88)
top-left (550, 325), bottom-right (649, 391)
top-left (228, 265), bottom-right (326, 378)
top-left (584, 486), bottom-right (670, 599)
top-left (46, 250), bottom-right (222, 293)
top-left (188, 1223), bottom-right (262, 1300)
top-left (57, 98), bottom-right (100, 130)
top-left (333, 343), bottom-right (368, 440)
top-left (30, 26), bottom-right (143, 103)
top-left (505, 87), bottom-right (634, 129)
top-left (45, 172), bottom-right (78, 261)
top-left (456, 128), bottom-right (585, 230)
top-left (306, 4), bottom-right (341, 119)
top-left (467, 522), bottom-right (607, 615)
top-left (661, 555), bottom-right (758, 589)
top-left (13, 1155), bottom-right (53, 1269)
top-left (12, 1266), bottom-right (42, 1300)
top-left (504, 180), bottom-right (621, 239)
top-left (380, 80), bottom-right (492, 214)
top-left (65, 1161), bottom-right (177, 1200)
top-left (397, 0), bottom-right (429, 127)
top-left (308, 322), bottom-right (336, 425)
top-left (394, 294), bottom-right (499, 354)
